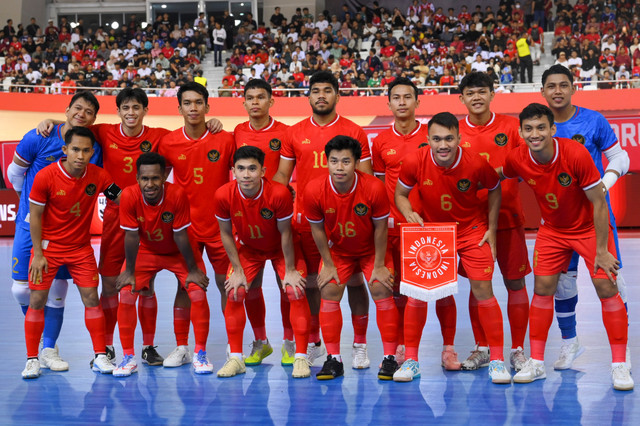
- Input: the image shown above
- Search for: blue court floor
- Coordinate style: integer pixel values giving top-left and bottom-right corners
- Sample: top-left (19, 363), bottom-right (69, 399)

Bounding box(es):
top-left (0, 235), bottom-right (638, 425)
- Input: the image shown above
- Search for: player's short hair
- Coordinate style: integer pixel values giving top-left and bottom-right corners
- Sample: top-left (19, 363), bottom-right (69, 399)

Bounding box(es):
top-left (428, 112), bottom-right (459, 132)
top-left (458, 72), bottom-right (494, 93)
top-left (541, 64), bottom-right (573, 86)
top-left (177, 81), bottom-right (209, 105)
top-left (68, 91), bottom-right (100, 115)
top-left (116, 87), bottom-right (149, 108)
top-left (244, 78), bottom-right (272, 97)
top-left (387, 77), bottom-right (418, 100)
top-left (325, 135), bottom-right (361, 160)
top-left (64, 126), bottom-right (96, 145)
top-left (136, 152), bottom-right (166, 174)
top-left (310, 70), bottom-right (339, 93)
top-left (234, 145), bottom-right (265, 166)
top-left (519, 103), bottom-right (555, 127)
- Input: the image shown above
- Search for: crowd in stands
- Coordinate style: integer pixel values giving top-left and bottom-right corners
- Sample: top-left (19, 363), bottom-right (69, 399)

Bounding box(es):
top-left (3, 1), bottom-right (640, 96)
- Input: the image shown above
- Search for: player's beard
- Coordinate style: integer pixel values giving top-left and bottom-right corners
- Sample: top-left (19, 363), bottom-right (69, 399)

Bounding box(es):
top-left (311, 103), bottom-right (336, 116)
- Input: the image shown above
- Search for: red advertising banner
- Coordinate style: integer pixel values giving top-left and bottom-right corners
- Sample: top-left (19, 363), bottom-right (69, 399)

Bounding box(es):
top-left (0, 190), bottom-right (19, 236)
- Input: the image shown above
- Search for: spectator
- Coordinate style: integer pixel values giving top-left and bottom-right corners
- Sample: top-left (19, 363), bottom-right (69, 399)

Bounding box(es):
top-left (212, 22), bottom-right (226, 67)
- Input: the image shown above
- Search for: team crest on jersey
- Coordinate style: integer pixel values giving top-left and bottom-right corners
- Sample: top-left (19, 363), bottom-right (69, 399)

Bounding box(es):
top-left (207, 150), bottom-right (220, 162)
top-left (572, 134), bottom-right (586, 145)
top-left (161, 211), bottom-right (174, 223)
top-left (418, 142), bottom-right (428, 148)
top-left (354, 203), bottom-right (369, 216)
top-left (558, 173), bottom-right (572, 187)
top-left (494, 133), bottom-right (508, 146)
top-left (269, 138), bottom-right (281, 151)
top-left (457, 179), bottom-right (471, 192)
top-left (140, 140), bottom-right (152, 152)
top-left (85, 184), bottom-right (97, 196)
top-left (260, 208), bottom-right (274, 219)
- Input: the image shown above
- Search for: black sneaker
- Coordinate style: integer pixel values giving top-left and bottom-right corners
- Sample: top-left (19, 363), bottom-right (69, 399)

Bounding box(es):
top-left (142, 345), bottom-right (165, 366)
top-left (378, 355), bottom-right (399, 380)
top-left (89, 345), bottom-right (116, 368)
top-left (316, 355), bottom-right (344, 380)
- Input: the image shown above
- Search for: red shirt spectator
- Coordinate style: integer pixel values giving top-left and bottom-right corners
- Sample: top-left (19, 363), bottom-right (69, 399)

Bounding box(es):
top-left (161, 46), bottom-right (174, 59)
top-left (293, 71), bottom-right (304, 82)
top-left (221, 74), bottom-right (237, 86)
top-left (381, 45), bottom-right (396, 58)
top-left (243, 52), bottom-right (256, 67)
top-left (554, 23), bottom-right (571, 36)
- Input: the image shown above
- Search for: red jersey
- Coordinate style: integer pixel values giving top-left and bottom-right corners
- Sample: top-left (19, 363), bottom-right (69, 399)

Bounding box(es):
top-left (214, 178), bottom-right (293, 254)
top-left (119, 182), bottom-right (191, 255)
top-left (233, 118), bottom-right (288, 181)
top-left (458, 112), bottom-right (525, 229)
top-left (372, 121), bottom-right (428, 235)
top-left (398, 147), bottom-right (500, 237)
top-left (29, 161), bottom-right (113, 248)
top-left (158, 127), bottom-right (236, 241)
top-left (503, 138), bottom-right (602, 236)
top-left (280, 115), bottom-right (371, 231)
top-left (304, 171), bottom-right (390, 257)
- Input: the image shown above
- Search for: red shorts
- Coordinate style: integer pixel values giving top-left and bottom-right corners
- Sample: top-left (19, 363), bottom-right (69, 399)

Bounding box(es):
top-left (189, 229), bottom-right (230, 275)
top-left (323, 251), bottom-right (394, 286)
top-left (29, 242), bottom-right (99, 290)
top-left (298, 230), bottom-right (322, 274)
top-left (132, 247), bottom-right (207, 291)
top-left (99, 202), bottom-right (125, 276)
top-left (533, 227), bottom-right (617, 279)
top-left (226, 242), bottom-right (307, 284)
top-left (495, 226), bottom-right (531, 280)
top-left (456, 228), bottom-right (494, 282)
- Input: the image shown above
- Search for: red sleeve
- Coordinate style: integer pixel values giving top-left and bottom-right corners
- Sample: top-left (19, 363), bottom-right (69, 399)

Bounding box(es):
top-left (119, 187), bottom-right (139, 231)
top-left (29, 168), bottom-right (49, 205)
top-left (213, 184), bottom-right (232, 221)
top-left (356, 127), bottom-right (372, 161)
top-left (477, 157), bottom-right (500, 190)
top-left (371, 136), bottom-right (384, 175)
top-left (502, 150), bottom-right (519, 179)
top-left (226, 133), bottom-right (237, 169)
top-left (273, 183), bottom-right (294, 220)
top-left (303, 183), bottom-right (323, 223)
top-left (398, 152), bottom-right (420, 188)
top-left (573, 145), bottom-right (602, 189)
top-left (98, 168), bottom-right (115, 193)
top-left (171, 186), bottom-right (191, 231)
top-left (280, 127), bottom-right (295, 160)
top-left (369, 178), bottom-right (390, 219)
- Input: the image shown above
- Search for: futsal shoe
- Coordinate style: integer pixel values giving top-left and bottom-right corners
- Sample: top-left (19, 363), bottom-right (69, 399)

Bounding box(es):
top-left (393, 359), bottom-right (421, 382)
top-left (217, 356), bottom-right (246, 378)
top-left (292, 356), bottom-right (312, 378)
top-left (395, 344), bottom-right (406, 365)
top-left (307, 341), bottom-right (326, 365)
top-left (163, 345), bottom-right (192, 367)
top-left (89, 345), bottom-right (116, 368)
top-left (22, 358), bottom-right (41, 379)
top-left (488, 360), bottom-right (512, 384)
top-left (245, 340), bottom-right (273, 366)
top-left (40, 346), bottom-right (69, 371)
top-left (352, 343), bottom-right (370, 369)
top-left (192, 350), bottom-right (214, 374)
top-left (113, 355), bottom-right (138, 377)
top-left (316, 355), bottom-right (344, 380)
top-left (377, 355), bottom-right (399, 380)
top-left (611, 363), bottom-right (634, 391)
top-left (510, 347), bottom-right (527, 371)
top-left (513, 359), bottom-right (546, 383)
top-left (141, 345), bottom-right (164, 366)
top-left (553, 338), bottom-right (585, 370)
top-left (92, 354), bottom-right (115, 374)
top-left (461, 345), bottom-right (490, 370)
top-left (441, 346), bottom-right (462, 370)
top-left (281, 339), bottom-right (296, 366)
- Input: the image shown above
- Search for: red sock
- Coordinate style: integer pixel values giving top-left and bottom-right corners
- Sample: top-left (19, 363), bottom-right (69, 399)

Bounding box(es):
top-left (309, 314), bottom-right (321, 343)
top-left (468, 292), bottom-right (487, 346)
top-left (286, 286), bottom-right (310, 354)
top-left (507, 287), bottom-right (529, 349)
top-left (436, 295), bottom-right (457, 346)
top-left (245, 287), bottom-right (267, 341)
top-left (25, 308), bottom-right (45, 358)
top-left (394, 295), bottom-right (407, 345)
top-left (188, 286), bottom-right (210, 353)
top-left (529, 294), bottom-right (554, 361)
top-left (352, 314), bottom-right (368, 345)
top-left (100, 294), bottom-right (118, 346)
top-left (225, 287), bottom-right (247, 354)
top-left (320, 299), bottom-right (342, 355)
top-left (118, 290), bottom-right (138, 356)
top-left (280, 288), bottom-right (294, 341)
top-left (375, 297), bottom-right (399, 356)
top-left (601, 293), bottom-right (628, 363)
top-left (173, 307), bottom-right (190, 346)
top-left (477, 296), bottom-right (504, 361)
top-left (85, 306), bottom-right (107, 354)
top-left (404, 298), bottom-right (427, 361)
top-left (138, 294), bottom-right (157, 347)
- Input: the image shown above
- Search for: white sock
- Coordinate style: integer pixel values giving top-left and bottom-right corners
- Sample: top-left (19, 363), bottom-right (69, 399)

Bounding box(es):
top-left (230, 352), bottom-right (243, 359)
top-left (294, 353), bottom-right (307, 359)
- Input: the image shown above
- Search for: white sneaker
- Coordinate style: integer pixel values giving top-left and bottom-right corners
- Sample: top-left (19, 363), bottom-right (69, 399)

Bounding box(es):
top-left (488, 360), bottom-right (512, 384)
top-left (40, 346), bottom-right (69, 371)
top-left (113, 355), bottom-right (138, 377)
top-left (22, 358), bottom-right (41, 379)
top-left (352, 343), bottom-right (370, 369)
top-left (292, 356), bottom-right (312, 378)
top-left (393, 359), bottom-right (420, 382)
top-left (395, 344), bottom-right (406, 365)
top-left (513, 358), bottom-right (546, 383)
top-left (510, 347), bottom-right (527, 371)
top-left (192, 350), bottom-right (214, 374)
top-left (307, 341), bottom-right (326, 365)
top-left (611, 362), bottom-right (634, 391)
top-left (553, 338), bottom-right (585, 370)
top-left (217, 356), bottom-right (245, 377)
top-left (92, 354), bottom-right (115, 374)
top-left (163, 345), bottom-right (192, 367)
top-left (461, 345), bottom-right (490, 370)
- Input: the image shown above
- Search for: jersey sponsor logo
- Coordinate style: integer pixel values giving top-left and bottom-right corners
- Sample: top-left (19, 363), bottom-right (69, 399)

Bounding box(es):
top-left (572, 134), bottom-right (586, 145)
top-left (461, 141), bottom-right (471, 148)
top-left (85, 184), bottom-right (97, 196)
top-left (178, 154), bottom-right (187, 160)
top-left (386, 148), bottom-right (397, 156)
top-left (418, 142), bottom-right (428, 148)
top-left (161, 211), bottom-right (174, 223)
top-left (110, 143), bottom-right (118, 149)
top-left (56, 189), bottom-right (66, 196)
top-left (234, 211), bottom-right (243, 217)
top-left (301, 138), bottom-right (311, 144)
top-left (269, 138), bottom-right (281, 151)
top-left (207, 149), bottom-right (220, 162)
top-left (422, 179), bottom-right (433, 186)
top-left (494, 133), bottom-right (508, 146)
top-left (558, 173), bottom-right (572, 187)
top-left (137, 216), bottom-right (145, 222)
top-left (46, 156), bottom-right (56, 162)
top-left (527, 179), bottom-right (536, 185)
top-left (260, 208), bottom-right (274, 219)
top-left (354, 203), bottom-right (369, 216)
top-left (325, 207), bottom-right (336, 214)
top-left (457, 179), bottom-right (471, 192)
top-left (140, 140), bottom-right (152, 152)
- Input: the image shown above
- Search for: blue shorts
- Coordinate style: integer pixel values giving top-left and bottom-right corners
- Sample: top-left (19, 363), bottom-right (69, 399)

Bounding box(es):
top-left (12, 225), bottom-right (71, 281)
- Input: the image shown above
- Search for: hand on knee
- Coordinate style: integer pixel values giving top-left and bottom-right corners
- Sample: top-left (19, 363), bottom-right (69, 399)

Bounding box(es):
top-left (227, 286), bottom-right (246, 303)
top-left (285, 285), bottom-right (306, 301)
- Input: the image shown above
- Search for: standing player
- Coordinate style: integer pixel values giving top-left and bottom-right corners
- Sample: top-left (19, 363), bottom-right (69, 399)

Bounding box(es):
top-left (395, 112), bottom-right (511, 384)
top-left (458, 72), bottom-right (531, 371)
top-left (158, 82), bottom-right (236, 367)
top-left (273, 71), bottom-right (374, 368)
top-left (9, 92), bottom-right (102, 373)
top-left (114, 153), bottom-right (212, 376)
top-left (540, 65), bottom-right (630, 369)
top-left (371, 77), bottom-right (460, 369)
top-left (23, 127), bottom-right (119, 379)
top-left (214, 146), bottom-right (311, 378)
top-left (505, 103), bottom-right (632, 391)
top-left (305, 136), bottom-right (400, 380)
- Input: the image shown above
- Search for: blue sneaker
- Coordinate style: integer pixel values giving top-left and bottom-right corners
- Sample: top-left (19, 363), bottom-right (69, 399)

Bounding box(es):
top-left (393, 359), bottom-right (421, 382)
top-left (192, 350), bottom-right (214, 374)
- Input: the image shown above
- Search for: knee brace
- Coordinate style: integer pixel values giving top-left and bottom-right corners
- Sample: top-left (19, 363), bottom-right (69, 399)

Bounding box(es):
top-left (555, 271), bottom-right (578, 300)
top-left (45, 279), bottom-right (69, 309)
top-left (11, 280), bottom-right (30, 307)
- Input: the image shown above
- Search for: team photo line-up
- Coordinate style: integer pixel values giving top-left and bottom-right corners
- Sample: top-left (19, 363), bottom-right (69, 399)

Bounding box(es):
top-left (9, 67), bottom-right (631, 390)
